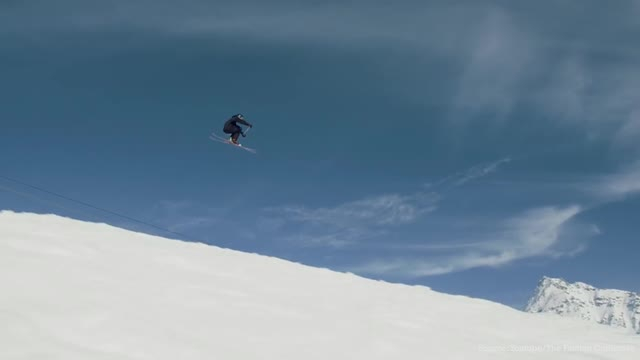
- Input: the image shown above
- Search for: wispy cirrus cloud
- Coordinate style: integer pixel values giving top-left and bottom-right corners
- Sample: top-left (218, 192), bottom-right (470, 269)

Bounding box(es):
top-left (274, 193), bottom-right (438, 228)
top-left (449, 8), bottom-right (540, 122)
top-left (453, 157), bottom-right (512, 186)
top-left (282, 228), bottom-right (384, 249)
top-left (446, 5), bottom-right (640, 154)
top-left (537, 60), bottom-right (640, 150)
top-left (265, 158), bottom-right (510, 249)
top-left (349, 159), bottom-right (640, 278)
top-left (424, 157), bottom-right (511, 190)
top-left (265, 192), bottom-right (439, 249)
top-left (587, 162), bottom-right (640, 201)
top-left (350, 205), bottom-right (592, 277)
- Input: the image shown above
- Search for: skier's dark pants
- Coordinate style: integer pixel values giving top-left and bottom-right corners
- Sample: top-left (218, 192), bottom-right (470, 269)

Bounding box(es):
top-left (223, 124), bottom-right (242, 141)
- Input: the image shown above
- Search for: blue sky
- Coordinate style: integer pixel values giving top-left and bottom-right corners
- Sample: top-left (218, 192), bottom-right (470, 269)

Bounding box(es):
top-left (2, 0), bottom-right (639, 308)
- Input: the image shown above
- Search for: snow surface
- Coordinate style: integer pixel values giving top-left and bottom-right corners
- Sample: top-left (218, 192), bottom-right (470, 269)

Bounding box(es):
top-left (526, 276), bottom-right (640, 334)
top-left (1, 210), bottom-right (638, 360)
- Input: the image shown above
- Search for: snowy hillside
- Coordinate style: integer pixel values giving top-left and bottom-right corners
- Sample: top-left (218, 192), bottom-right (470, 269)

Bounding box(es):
top-left (1, 210), bottom-right (638, 360)
top-left (526, 276), bottom-right (640, 334)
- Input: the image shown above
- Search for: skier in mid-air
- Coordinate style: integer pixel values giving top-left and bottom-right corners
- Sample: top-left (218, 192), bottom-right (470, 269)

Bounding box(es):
top-left (223, 114), bottom-right (253, 145)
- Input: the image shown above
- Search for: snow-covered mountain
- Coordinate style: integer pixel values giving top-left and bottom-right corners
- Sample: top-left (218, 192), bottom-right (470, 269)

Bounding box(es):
top-left (526, 276), bottom-right (640, 334)
top-left (1, 210), bottom-right (638, 360)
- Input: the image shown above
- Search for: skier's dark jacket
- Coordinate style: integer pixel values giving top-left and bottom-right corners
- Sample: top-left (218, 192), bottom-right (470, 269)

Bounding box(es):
top-left (223, 115), bottom-right (252, 132)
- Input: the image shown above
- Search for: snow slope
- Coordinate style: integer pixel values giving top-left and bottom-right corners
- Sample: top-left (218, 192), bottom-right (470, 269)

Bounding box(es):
top-left (1, 211), bottom-right (638, 360)
top-left (526, 277), bottom-right (640, 334)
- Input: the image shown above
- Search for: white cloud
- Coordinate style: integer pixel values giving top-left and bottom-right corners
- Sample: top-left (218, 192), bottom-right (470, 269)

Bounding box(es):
top-left (547, 70), bottom-right (640, 159)
top-left (541, 57), bottom-right (591, 122)
top-left (267, 158), bottom-right (511, 249)
top-left (364, 160), bottom-right (635, 278)
top-left (503, 206), bottom-right (583, 254)
top-left (275, 193), bottom-right (438, 228)
top-left (453, 157), bottom-right (511, 186)
top-left (589, 162), bottom-right (640, 200)
top-left (614, 108), bottom-right (640, 146)
top-left (350, 205), bottom-right (588, 277)
top-left (264, 192), bottom-right (438, 247)
top-left (423, 157), bottom-right (512, 193)
top-left (283, 228), bottom-right (380, 249)
top-left (450, 8), bottom-right (540, 121)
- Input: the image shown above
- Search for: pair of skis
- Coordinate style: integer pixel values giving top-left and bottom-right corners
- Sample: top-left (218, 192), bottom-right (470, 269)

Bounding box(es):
top-left (209, 130), bottom-right (256, 153)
